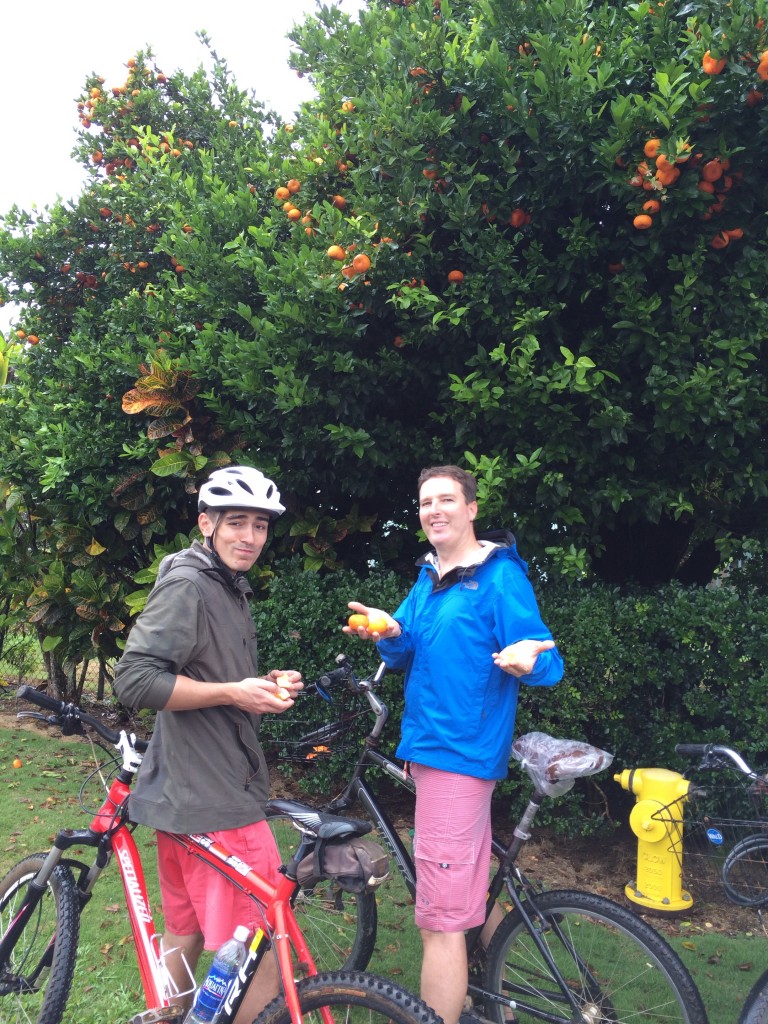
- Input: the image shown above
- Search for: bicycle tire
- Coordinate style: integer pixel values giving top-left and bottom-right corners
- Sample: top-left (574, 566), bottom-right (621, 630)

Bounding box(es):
top-left (721, 833), bottom-right (768, 908)
top-left (0, 853), bottom-right (80, 1024)
top-left (269, 820), bottom-right (378, 971)
top-left (257, 970), bottom-right (440, 1024)
top-left (483, 888), bottom-right (708, 1024)
top-left (740, 968), bottom-right (768, 1024)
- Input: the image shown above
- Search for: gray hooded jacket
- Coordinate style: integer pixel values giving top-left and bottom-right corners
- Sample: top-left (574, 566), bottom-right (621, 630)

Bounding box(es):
top-left (114, 540), bottom-right (270, 832)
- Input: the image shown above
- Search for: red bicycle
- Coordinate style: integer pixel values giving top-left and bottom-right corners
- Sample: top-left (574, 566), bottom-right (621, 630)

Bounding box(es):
top-left (0, 684), bottom-right (438, 1024)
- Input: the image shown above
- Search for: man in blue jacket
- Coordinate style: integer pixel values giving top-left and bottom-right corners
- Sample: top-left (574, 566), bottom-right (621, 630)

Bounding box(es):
top-left (346, 464), bottom-right (563, 1024)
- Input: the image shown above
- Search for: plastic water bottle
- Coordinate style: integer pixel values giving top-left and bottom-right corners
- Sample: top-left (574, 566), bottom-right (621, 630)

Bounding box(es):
top-left (185, 925), bottom-right (249, 1024)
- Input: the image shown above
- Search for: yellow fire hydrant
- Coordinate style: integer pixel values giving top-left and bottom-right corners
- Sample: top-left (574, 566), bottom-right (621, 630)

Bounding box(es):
top-left (614, 766), bottom-right (694, 913)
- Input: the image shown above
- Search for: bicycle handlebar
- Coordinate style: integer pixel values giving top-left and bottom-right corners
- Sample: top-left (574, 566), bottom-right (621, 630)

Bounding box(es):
top-left (16, 684), bottom-right (149, 753)
top-left (675, 741), bottom-right (755, 777)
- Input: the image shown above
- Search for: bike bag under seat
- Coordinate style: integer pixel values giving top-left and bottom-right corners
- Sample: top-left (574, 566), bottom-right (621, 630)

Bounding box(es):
top-left (297, 837), bottom-right (390, 893)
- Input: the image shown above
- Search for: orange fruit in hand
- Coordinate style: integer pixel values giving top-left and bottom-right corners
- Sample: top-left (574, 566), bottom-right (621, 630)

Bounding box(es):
top-left (366, 615), bottom-right (389, 634)
top-left (348, 613), bottom-right (369, 629)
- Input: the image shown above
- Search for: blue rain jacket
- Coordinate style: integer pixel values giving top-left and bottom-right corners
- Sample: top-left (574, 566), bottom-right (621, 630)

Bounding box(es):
top-left (377, 531), bottom-right (563, 780)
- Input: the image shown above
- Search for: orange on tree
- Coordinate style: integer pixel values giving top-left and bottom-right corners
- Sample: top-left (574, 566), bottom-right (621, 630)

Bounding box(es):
top-left (286, 208), bottom-right (301, 221)
top-left (643, 199), bottom-right (661, 214)
top-left (643, 138), bottom-right (662, 158)
top-left (702, 50), bottom-right (727, 74)
top-left (701, 159), bottom-right (724, 182)
top-left (286, 178), bottom-right (301, 194)
top-left (633, 214), bottom-right (653, 230)
top-left (447, 269), bottom-right (465, 283)
top-left (509, 207), bottom-right (528, 228)
top-left (352, 252), bottom-right (371, 274)
top-left (709, 231), bottom-right (730, 249)
top-left (327, 244), bottom-right (346, 261)
top-left (725, 227), bottom-right (744, 240)
top-left (332, 194), bottom-right (346, 209)
top-left (275, 186), bottom-right (291, 200)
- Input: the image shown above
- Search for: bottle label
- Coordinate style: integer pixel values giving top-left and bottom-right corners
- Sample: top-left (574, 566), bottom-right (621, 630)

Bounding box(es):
top-left (194, 967), bottom-right (234, 1020)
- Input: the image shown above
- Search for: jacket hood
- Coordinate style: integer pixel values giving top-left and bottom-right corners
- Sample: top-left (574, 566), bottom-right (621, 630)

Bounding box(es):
top-left (416, 528), bottom-right (528, 575)
top-left (155, 539), bottom-right (254, 597)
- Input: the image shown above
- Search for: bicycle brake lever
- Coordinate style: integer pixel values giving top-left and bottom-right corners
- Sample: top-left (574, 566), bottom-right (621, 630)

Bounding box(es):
top-left (16, 710), bottom-right (57, 724)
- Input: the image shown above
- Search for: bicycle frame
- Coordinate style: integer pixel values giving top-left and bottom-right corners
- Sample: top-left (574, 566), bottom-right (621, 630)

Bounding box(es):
top-left (313, 661), bottom-right (601, 1020)
top-left (4, 690), bottom-right (338, 1024)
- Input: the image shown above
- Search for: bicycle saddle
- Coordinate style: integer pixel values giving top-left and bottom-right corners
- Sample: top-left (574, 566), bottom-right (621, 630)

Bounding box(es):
top-left (512, 732), bottom-right (614, 795)
top-left (266, 798), bottom-right (373, 840)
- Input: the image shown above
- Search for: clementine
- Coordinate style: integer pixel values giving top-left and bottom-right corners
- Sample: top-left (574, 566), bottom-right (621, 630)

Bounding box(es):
top-left (327, 245), bottom-right (346, 261)
top-left (447, 269), bottom-right (465, 284)
top-left (366, 616), bottom-right (389, 634)
top-left (633, 214), bottom-right (653, 230)
top-left (352, 253), bottom-right (371, 274)
top-left (348, 613), bottom-right (369, 630)
top-left (702, 51), bottom-right (726, 75)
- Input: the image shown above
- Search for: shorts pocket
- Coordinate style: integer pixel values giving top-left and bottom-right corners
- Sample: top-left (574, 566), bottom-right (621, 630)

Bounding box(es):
top-left (413, 836), bottom-right (476, 922)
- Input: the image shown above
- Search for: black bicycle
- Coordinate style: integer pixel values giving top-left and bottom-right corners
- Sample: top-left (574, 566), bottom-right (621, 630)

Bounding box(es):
top-left (271, 654), bottom-right (709, 1024)
top-left (675, 743), bottom-right (768, 1024)
top-left (676, 742), bottom-right (768, 910)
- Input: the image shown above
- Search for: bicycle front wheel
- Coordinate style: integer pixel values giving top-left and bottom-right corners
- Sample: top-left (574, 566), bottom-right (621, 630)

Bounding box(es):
top-left (483, 888), bottom-right (708, 1024)
top-left (269, 820), bottom-right (377, 971)
top-left (722, 833), bottom-right (768, 908)
top-left (257, 971), bottom-right (440, 1024)
top-left (0, 853), bottom-right (80, 1024)
top-left (740, 968), bottom-right (768, 1024)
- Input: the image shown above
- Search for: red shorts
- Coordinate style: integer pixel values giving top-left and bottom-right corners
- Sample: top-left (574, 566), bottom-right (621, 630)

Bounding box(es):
top-left (411, 763), bottom-right (495, 932)
top-left (157, 821), bottom-right (282, 950)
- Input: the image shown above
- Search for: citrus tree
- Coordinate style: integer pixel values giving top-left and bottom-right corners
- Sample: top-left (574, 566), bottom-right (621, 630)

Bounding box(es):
top-left (1, 1), bottom-right (768, 693)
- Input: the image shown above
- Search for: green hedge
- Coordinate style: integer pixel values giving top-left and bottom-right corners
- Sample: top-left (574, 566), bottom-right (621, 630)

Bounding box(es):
top-left (254, 562), bottom-right (768, 834)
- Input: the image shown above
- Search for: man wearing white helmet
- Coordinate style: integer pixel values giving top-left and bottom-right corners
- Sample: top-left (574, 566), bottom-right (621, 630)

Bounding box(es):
top-left (115, 465), bottom-right (301, 1023)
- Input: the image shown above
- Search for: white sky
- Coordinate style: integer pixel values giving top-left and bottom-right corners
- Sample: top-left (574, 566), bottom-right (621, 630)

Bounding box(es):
top-left (1, 0), bottom-right (365, 333)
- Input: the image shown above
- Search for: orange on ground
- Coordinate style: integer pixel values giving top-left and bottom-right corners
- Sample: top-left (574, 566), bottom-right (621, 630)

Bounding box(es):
top-left (12, 758), bottom-right (23, 769)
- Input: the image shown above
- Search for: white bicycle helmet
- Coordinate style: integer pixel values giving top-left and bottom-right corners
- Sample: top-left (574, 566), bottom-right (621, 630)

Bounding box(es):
top-left (198, 466), bottom-right (285, 518)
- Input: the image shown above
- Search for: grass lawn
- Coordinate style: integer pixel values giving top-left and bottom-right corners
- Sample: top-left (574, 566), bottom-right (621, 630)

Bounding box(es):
top-left (1, 709), bottom-right (766, 1023)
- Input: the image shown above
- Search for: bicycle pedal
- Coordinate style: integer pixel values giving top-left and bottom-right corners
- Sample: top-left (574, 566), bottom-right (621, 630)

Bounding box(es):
top-left (128, 1006), bottom-right (185, 1024)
